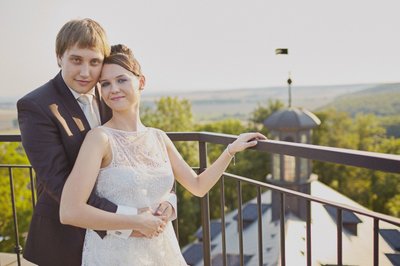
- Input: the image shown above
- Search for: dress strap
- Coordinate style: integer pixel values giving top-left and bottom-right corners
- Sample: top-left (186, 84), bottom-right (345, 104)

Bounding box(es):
top-left (97, 126), bottom-right (117, 169)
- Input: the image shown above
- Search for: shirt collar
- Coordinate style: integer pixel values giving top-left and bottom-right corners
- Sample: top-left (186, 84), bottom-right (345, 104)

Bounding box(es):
top-left (68, 87), bottom-right (97, 100)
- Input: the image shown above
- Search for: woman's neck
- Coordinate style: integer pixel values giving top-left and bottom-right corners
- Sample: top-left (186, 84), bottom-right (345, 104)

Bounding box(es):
top-left (107, 110), bottom-right (145, 132)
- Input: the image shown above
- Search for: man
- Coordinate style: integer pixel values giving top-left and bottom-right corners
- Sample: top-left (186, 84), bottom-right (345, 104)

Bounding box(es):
top-left (17, 18), bottom-right (175, 266)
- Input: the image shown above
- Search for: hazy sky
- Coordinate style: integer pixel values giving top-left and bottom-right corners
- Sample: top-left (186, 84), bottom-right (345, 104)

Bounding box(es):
top-left (1, 0), bottom-right (399, 99)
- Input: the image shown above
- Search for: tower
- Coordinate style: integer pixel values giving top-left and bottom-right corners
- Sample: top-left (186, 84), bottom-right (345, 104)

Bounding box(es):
top-left (264, 107), bottom-right (320, 221)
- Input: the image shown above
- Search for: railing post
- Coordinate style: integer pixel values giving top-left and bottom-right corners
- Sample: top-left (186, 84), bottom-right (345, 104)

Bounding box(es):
top-left (199, 141), bottom-right (211, 266)
top-left (257, 187), bottom-right (263, 266)
top-left (373, 218), bottom-right (379, 266)
top-left (8, 167), bottom-right (22, 266)
top-left (237, 181), bottom-right (244, 266)
top-left (337, 208), bottom-right (343, 266)
top-left (219, 177), bottom-right (227, 266)
top-left (306, 200), bottom-right (312, 266)
top-left (280, 193), bottom-right (286, 266)
top-left (29, 167), bottom-right (36, 209)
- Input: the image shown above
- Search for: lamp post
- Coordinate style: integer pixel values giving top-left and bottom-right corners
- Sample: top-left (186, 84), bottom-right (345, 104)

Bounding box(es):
top-left (275, 48), bottom-right (292, 108)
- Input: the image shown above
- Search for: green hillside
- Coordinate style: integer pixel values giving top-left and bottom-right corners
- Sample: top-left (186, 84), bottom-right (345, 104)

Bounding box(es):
top-left (142, 83), bottom-right (373, 122)
top-left (318, 83), bottom-right (400, 116)
top-left (318, 83), bottom-right (400, 137)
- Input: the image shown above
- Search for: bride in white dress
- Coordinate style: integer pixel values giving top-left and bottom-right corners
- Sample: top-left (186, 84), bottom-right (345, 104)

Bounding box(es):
top-left (60, 44), bottom-right (266, 265)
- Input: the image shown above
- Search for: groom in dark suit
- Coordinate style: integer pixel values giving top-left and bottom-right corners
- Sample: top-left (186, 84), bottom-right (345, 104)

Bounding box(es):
top-left (18, 18), bottom-right (176, 266)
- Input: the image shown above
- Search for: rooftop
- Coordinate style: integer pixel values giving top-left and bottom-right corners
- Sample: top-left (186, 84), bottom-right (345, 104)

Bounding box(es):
top-left (263, 107), bottom-right (321, 131)
top-left (184, 180), bottom-right (399, 266)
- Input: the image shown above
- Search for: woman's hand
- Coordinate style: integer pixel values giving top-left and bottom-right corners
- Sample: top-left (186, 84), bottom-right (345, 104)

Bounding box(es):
top-left (228, 132), bottom-right (267, 155)
top-left (134, 211), bottom-right (167, 238)
top-left (154, 201), bottom-right (174, 220)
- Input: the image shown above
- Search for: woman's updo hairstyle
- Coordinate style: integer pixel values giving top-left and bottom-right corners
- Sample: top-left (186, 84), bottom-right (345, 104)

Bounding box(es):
top-left (103, 44), bottom-right (143, 77)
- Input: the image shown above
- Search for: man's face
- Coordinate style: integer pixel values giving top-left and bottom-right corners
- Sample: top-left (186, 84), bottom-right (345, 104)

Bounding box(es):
top-left (58, 45), bottom-right (104, 94)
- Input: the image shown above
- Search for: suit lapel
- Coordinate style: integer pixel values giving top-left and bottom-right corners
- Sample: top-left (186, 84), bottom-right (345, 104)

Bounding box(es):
top-left (52, 72), bottom-right (92, 134)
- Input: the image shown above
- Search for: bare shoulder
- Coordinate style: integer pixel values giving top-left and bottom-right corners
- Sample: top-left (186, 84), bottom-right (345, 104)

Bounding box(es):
top-left (150, 128), bottom-right (172, 143)
top-left (148, 127), bottom-right (166, 134)
top-left (84, 127), bottom-right (109, 147)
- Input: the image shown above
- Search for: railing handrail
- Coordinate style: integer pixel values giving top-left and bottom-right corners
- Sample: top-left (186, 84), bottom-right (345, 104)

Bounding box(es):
top-left (167, 131), bottom-right (400, 173)
top-left (3, 132), bottom-right (400, 173)
top-left (0, 135), bottom-right (21, 142)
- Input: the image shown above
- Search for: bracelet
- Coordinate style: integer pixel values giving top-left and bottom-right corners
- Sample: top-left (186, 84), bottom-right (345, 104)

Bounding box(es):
top-left (226, 144), bottom-right (236, 165)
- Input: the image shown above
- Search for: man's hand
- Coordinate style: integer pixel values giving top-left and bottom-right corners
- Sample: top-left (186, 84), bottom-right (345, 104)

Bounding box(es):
top-left (129, 207), bottom-right (168, 238)
top-left (132, 211), bottom-right (167, 238)
top-left (154, 201), bottom-right (174, 220)
top-left (129, 208), bottom-right (152, 238)
top-left (130, 231), bottom-right (146, 237)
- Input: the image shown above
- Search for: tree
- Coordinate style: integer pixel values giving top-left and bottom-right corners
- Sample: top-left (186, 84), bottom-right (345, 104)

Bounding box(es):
top-left (0, 143), bottom-right (31, 252)
top-left (141, 96), bottom-right (199, 245)
top-left (312, 110), bottom-right (400, 217)
top-left (142, 96), bottom-right (193, 133)
top-left (354, 114), bottom-right (386, 151)
top-left (196, 119), bottom-right (271, 220)
top-left (249, 99), bottom-right (285, 130)
top-left (371, 137), bottom-right (400, 216)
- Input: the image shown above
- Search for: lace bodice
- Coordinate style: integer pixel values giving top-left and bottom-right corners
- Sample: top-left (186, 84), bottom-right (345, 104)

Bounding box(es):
top-left (96, 127), bottom-right (175, 209)
top-left (82, 126), bottom-right (187, 266)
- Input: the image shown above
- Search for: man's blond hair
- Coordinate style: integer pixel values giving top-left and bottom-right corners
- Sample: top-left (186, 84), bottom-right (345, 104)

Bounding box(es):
top-left (55, 18), bottom-right (110, 65)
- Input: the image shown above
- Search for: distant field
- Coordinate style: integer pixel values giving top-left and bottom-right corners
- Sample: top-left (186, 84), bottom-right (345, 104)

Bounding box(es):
top-left (0, 128), bottom-right (19, 134)
top-left (316, 83), bottom-right (400, 137)
top-left (1, 82), bottom-right (397, 127)
top-left (0, 109), bottom-right (17, 131)
top-left (318, 83), bottom-right (400, 116)
top-left (142, 83), bottom-right (376, 121)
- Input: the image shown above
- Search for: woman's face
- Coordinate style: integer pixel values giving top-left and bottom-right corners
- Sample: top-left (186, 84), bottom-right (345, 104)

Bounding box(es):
top-left (99, 63), bottom-right (144, 112)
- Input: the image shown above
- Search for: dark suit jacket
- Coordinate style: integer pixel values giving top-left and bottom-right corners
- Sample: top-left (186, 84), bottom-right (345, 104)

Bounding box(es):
top-left (17, 72), bottom-right (116, 266)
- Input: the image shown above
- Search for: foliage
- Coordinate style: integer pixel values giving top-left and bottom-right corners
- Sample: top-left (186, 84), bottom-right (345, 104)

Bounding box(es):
top-left (195, 119), bottom-right (271, 223)
top-left (141, 96), bottom-right (199, 245)
top-left (0, 143), bottom-right (31, 252)
top-left (380, 115), bottom-right (400, 138)
top-left (312, 109), bottom-right (400, 217)
top-left (249, 99), bottom-right (285, 129)
top-left (318, 83), bottom-right (400, 138)
top-left (141, 96), bottom-right (194, 133)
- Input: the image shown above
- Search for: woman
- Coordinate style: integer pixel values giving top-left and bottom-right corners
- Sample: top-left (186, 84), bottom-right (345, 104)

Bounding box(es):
top-left (60, 44), bottom-right (266, 265)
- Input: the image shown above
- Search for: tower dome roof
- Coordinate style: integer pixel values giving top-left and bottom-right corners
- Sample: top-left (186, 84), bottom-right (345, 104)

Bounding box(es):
top-left (263, 107), bottom-right (321, 131)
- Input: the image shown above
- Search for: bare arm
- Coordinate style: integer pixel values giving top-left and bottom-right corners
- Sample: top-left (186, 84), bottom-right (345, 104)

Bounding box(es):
top-left (164, 132), bottom-right (267, 197)
top-left (60, 128), bottom-right (165, 235)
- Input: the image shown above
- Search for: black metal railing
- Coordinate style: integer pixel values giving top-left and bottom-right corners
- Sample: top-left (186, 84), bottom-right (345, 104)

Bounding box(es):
top-left (1, 132), bottom-right (400, 266)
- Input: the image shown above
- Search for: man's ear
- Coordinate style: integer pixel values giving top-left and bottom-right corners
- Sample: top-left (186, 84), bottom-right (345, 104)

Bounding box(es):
top-left (139, 76), bottom-right (146, 91)
top-left (57, 57), bottom-right (62, 68)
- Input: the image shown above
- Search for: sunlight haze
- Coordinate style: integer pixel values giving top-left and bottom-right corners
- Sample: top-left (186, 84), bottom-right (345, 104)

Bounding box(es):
top-left (0, 0), bottom-right (399, 99)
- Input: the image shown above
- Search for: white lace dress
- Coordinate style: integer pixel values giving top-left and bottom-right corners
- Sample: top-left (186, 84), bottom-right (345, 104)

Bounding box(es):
top-left (81, 126), bottom-right (188, 266)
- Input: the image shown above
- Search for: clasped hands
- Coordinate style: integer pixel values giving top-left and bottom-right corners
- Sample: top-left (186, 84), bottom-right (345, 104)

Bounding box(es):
top-left (130, 201), bottom-right (173, 238)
